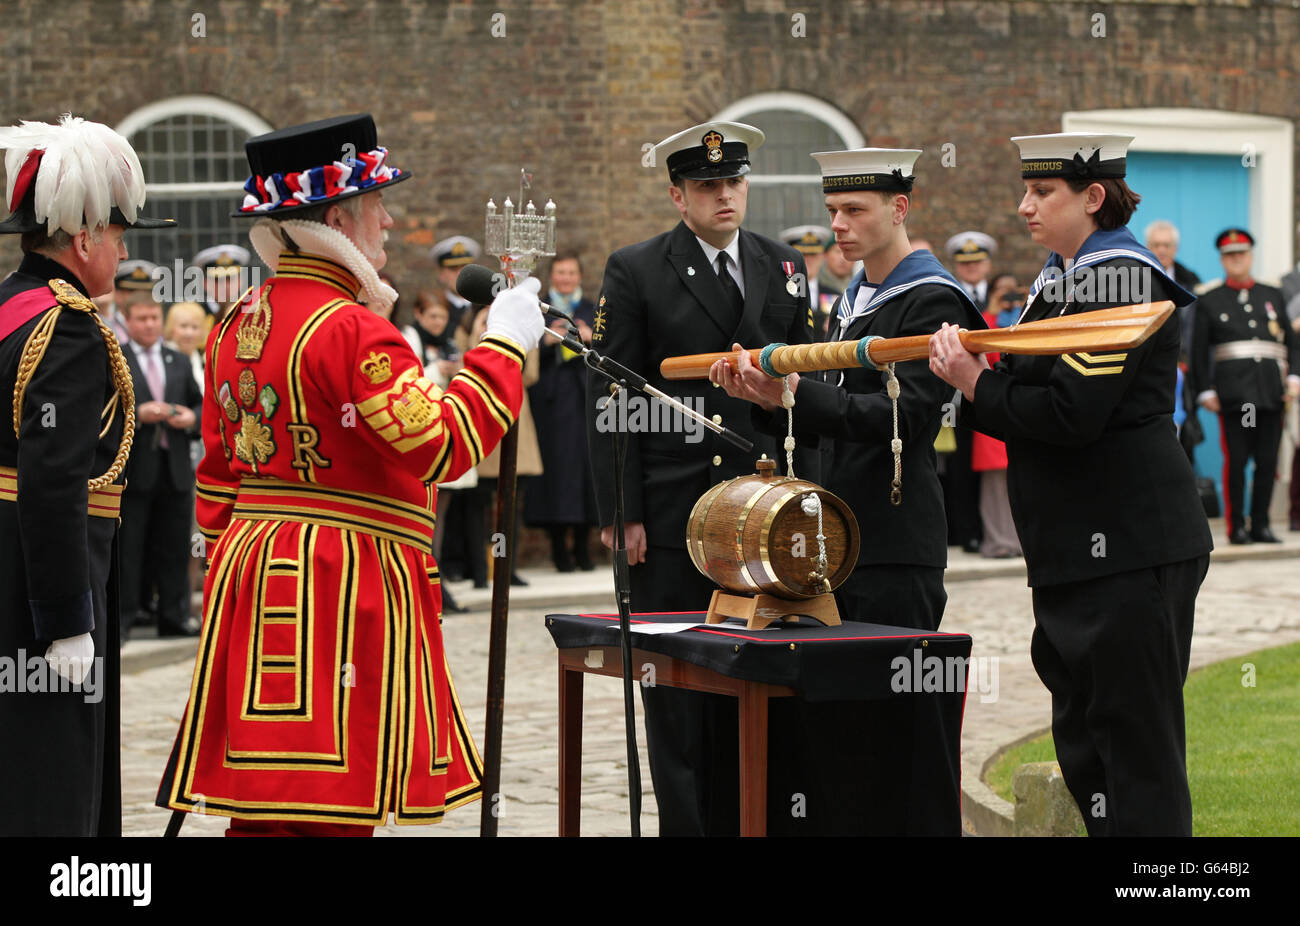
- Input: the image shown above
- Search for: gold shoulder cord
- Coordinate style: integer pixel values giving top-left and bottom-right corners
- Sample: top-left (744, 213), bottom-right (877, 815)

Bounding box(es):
top-left (12, 279), bottom-right (136, 491)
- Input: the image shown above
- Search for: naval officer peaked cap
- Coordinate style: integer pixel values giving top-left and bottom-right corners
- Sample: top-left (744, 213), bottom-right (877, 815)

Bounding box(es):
top-left (654, 121), bottom-right (765, 182)
top-left (430, 235), bottom-right (482, 267)
top-left (1011, 133), bottom-right (1134, 180)
top-left (234, 113), bottom-right (410, 218)
top-left (780, 225), bottom-right (834, 254)
top-left (945, 231), bottom-right (998, 263)
top-left (114, 259), bottom-right (162, 292)
top-left (810, 148), bottom-right (922, 194)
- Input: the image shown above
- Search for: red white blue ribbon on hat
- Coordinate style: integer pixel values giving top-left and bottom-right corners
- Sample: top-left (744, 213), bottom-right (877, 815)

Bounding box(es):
top-left (239, 146), bottom-right (402, 213)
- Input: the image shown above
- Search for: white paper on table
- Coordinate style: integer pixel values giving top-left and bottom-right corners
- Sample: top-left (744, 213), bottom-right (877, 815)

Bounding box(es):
top-left (626, 618), bottom-right (785, 635)
top-left (626, 621), bottom-right (707, 635)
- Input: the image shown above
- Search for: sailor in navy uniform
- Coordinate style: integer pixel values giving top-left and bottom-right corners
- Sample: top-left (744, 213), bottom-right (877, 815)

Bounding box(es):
top-left (1190, 228), bottom-right (1300, 543)
top-left (931, 133), bottom-right (1213, 835)
top-left (945, 231), bottom-right (997, 312)
top-left (942, 231), bottom-right (998, 554)
top-left (585, 121), bottom-right (815, 836)
top-left (780, 225), bottom-right (841, 341)
top-left (718, 149), bottom-right (984, 632)
top-left (431, 235), bottom-right (482, 334)
top-left (714, 150), bottom-right (985, 834)
top-left (193, 244), bottom-right (251, 319)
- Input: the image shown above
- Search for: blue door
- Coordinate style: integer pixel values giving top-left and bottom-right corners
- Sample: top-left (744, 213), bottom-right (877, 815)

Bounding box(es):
top-left (1126, 151), bottom-right (1252, 508)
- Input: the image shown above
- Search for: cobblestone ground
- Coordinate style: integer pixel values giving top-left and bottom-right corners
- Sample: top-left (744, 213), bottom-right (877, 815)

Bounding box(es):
top-left (122, 556), bottom-right (1300, 837)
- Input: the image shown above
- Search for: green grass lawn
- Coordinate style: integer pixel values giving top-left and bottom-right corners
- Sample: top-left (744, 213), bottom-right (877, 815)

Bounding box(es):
top-left (985, 642), bottom-right (1300, 836)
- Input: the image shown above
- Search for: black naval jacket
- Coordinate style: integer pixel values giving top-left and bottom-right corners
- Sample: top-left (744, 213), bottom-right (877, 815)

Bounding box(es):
top-left (965, 256), bottom-right (1213, 587)
top-left (771, 262), bottom-right (985, 569)
top-left (1, 253), bottom-right (124, 638)
top-left (1189, 281), bottom-right (1299, 413)
top-left (586, 221), bottom-right (817, 548)
top-left (0, 251), bottom-right (124, 836)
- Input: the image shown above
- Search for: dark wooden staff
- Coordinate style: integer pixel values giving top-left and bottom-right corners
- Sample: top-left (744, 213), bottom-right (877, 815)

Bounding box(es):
top-left (659, 300), bottom-right (1174, 379)
top-left (480, 417), bottom-right (518, 837)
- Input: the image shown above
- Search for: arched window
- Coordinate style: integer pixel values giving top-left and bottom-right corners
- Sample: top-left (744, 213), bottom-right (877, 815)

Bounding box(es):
top-left (714, 93), bottom-right (865, 239)
top-left (116, 96), bottom-right (272, 266)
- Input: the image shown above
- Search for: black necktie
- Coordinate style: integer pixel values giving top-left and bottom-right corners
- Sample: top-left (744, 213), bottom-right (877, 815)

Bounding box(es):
top-left (716, 252), bottom-right (743, 317)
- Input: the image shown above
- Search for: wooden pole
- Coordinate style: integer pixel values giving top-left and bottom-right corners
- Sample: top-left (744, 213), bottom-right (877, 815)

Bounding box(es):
top-left (659, 300), bottom-right (1174, 380)
top-left (480, 421), bottom-right (519, 836)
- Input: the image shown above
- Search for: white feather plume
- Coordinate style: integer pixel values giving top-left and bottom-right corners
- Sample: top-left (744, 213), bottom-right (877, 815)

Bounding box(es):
top-left (0, 113), bottom-right (146, 235)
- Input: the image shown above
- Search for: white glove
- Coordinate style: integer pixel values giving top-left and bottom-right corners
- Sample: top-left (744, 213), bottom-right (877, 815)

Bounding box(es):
top-left (484, 277), bottom-right (544, 352)
top-left (45, 632), bottom-right (94, 686)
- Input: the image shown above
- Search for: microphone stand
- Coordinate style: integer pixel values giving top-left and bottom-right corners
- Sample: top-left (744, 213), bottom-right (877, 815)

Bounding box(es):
top-left (545, 325), bottom-right (751, 836)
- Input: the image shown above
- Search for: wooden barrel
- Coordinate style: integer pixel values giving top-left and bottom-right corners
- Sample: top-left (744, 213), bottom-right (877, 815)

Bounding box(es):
top-left (686, 458), bottom-right (860, 599)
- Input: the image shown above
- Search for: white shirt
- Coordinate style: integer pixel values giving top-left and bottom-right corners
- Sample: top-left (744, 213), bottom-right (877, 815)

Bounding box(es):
top-left (694, 233), bottom-right (745, 297)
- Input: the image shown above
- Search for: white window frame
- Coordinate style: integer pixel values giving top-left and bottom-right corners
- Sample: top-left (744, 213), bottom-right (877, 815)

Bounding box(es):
top-left (116, 95), bottom-right (273, 196)
top-left (714, 92), bottom-right (866, 187)
top-left (1063, 108), bottom-right (1293, 280)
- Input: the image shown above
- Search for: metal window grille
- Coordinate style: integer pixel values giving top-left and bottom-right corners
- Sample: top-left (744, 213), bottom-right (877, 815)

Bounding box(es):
top-left (741, 108), bottom-right (853, 240)
top-left (126, 113), bottom-right (254, 268)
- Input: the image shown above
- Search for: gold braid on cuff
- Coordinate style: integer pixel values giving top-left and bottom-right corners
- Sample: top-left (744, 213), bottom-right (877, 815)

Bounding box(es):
top-left (12, 279), bottom-right (136, 491)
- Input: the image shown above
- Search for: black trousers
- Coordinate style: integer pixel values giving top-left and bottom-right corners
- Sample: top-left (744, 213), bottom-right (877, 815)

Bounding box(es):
top-left (633, 547), bottom-right (958, 835)
top-left (942, 422), bottom-right (982, 548)
top-left (1030, 555), bottom-right (1208, 836)
top-left (119, 464), bottom-right (194, 639)
top-left (0, 512), bottom-right (121, 835)
top-left (1220, 405), bottom-right (1283, 532)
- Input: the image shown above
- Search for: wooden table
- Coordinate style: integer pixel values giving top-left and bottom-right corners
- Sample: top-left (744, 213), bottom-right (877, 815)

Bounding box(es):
top-left (547, 611), bottom-right (971, 837)
top-left (558, 643), bottom-right (795, 837)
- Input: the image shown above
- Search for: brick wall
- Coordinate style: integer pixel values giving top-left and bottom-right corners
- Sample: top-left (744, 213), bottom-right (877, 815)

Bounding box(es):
top-left (2, 0), bottom-right (1296, 563)
top-left (3, 0), bottom-right (1296, 290)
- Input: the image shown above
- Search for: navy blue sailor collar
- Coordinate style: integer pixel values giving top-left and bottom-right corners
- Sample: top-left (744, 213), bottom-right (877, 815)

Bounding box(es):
top-left (837, 248), bottom-right (975, 337)
top-left (1024, 225), bottom-right (1195, 315)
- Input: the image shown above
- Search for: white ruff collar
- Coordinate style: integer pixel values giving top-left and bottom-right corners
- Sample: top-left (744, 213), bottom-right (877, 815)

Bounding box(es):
top-left (249, 218), bottom-right (398, 314)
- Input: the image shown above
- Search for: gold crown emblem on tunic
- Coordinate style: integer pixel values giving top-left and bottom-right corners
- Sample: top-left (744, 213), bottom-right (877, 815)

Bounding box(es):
top-left (360, 351), bottom-right (392, 385)
top-left (235, 287), bottom-right (273, 360)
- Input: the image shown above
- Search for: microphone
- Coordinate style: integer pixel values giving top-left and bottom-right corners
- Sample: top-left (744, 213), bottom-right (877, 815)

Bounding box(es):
top-left (456, 265), bottom-right (752, 452)
top-left (455, 263), bottom-right (573, 326)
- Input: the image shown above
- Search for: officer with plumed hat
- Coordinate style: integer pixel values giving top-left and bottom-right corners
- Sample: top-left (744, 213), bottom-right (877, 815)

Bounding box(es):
top-left (0, 113), bottom-right (174, 835)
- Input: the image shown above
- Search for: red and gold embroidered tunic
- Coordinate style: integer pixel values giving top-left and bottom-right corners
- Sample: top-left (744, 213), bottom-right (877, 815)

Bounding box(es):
top-left (158, 251), bottom-right (524, 825)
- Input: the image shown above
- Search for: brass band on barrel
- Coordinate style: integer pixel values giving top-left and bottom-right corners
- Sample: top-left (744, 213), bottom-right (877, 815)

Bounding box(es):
top-left (733, 480), bottom-right (776, 593)
top-left (688, 481), bottom-right (728, 577)
top-left (757, 487), bottom-right (801, 597)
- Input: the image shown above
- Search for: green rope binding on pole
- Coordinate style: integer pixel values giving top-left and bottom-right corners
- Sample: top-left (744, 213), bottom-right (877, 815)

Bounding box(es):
top-left (758, 342), bottom-right (786, 377)
top-left (857, 335), bottom-right (883, 370)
